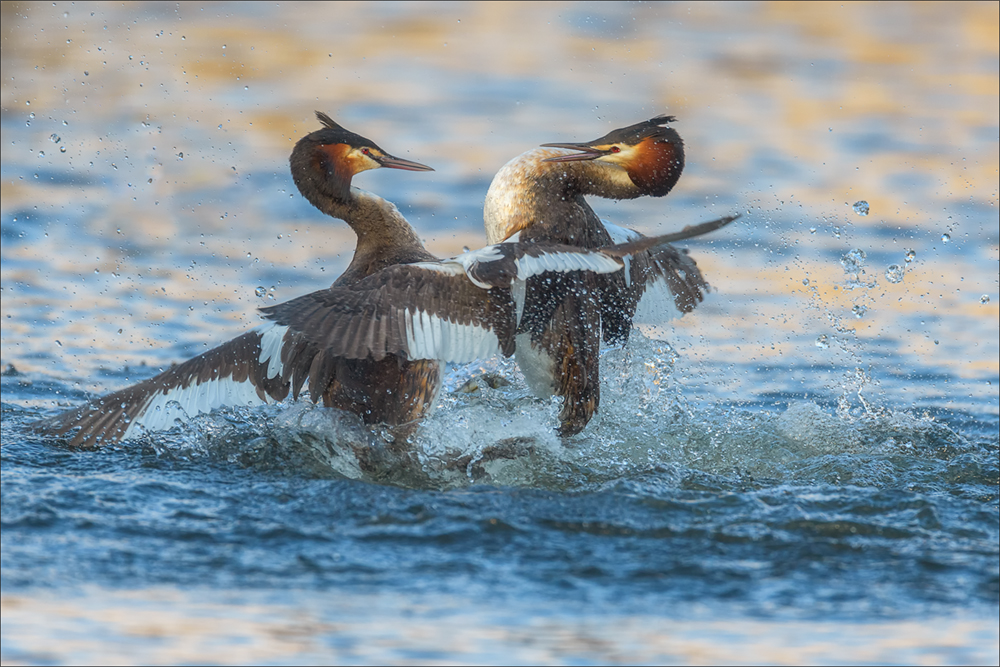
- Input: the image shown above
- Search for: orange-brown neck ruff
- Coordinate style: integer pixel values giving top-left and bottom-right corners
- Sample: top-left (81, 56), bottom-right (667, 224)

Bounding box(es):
top-left (624, 137), bottom-right (684, 197)
top-left (314, 143), bottom-right (356, 202)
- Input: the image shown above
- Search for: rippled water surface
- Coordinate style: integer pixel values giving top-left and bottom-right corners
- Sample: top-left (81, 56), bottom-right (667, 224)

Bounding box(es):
top-left (2, 2), bottom-right (998, 664)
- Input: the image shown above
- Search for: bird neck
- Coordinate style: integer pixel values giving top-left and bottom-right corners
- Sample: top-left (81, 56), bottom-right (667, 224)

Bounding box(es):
top-left (329, 188), bottom-right (434, 286)
top-left (483, 148), bottom-right (641, 244)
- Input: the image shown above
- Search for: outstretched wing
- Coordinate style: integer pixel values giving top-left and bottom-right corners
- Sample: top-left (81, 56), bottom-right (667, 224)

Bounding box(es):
top-left (600, 215), bottom-right (737, 336)
top-left (32, 240), bottom-right (635, 448)
top-left (32, 327), bottom-right (292, 448)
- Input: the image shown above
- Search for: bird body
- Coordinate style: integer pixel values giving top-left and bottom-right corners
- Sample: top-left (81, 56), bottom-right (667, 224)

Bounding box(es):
top-left (483, 115), bottom-right (732, 435)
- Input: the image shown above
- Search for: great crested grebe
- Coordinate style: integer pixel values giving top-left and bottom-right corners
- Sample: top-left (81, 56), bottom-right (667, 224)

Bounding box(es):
top-left (34, 113), bottom-right (697, 450)
top-left (483, 115), bottom-right (734, 436)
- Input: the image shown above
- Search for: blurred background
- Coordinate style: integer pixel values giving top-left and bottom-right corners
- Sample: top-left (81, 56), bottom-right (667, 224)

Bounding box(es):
top-left (3, 1), bottom-right (997, 393)
top-left (2, 2), bottom-right (997, 664)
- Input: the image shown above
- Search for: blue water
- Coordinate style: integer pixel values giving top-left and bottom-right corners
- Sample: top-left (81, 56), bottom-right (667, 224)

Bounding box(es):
top-left (4, 359), bottom-right (998, 618)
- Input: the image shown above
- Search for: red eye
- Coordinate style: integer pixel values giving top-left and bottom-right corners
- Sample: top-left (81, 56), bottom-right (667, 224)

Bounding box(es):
top-left (610, 146), bottom-right (621, 153)
top-left (361, 148), bottom-right (371, 156)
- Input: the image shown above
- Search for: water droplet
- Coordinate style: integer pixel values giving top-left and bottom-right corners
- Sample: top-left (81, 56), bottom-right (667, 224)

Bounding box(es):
top-left (840, 248), bottom-right (866, 274)
top-left (885, 264), bottom-right (905, 283)
top-left (941, 233), bottom-right (950, 243)
top-left (852, 304), bottom-right (867, 318)
top-left (50, 134), bottom-right (61, 143)
top-left (904, 249), bottom-right (916, 263)
top-left (38, 151), bottom-right (45, 157)
top-left (815, 335), bottom-right (829, 349)
top-left (809, 227), bottom-right (817, 234)
top-left (802, 278), bottom-right (810, 286)
top-left (177, 152), bottom-right (184, 160)
top-left (254, 286), bottom-right (266, 298)
top-left (852, 201), bottom-right (869, 216)
top-left (60, 146), bottom-right (66, 153)
top-left (981, 295), bottom-right (990, 304)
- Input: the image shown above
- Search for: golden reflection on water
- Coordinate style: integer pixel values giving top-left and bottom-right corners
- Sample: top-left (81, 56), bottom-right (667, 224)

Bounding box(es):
top-left (2, 589), bottom-right (997, 665)
top-left (0, 2), bottom-right (996, 385)
top-left (1, 4), bottom-right (996, 376)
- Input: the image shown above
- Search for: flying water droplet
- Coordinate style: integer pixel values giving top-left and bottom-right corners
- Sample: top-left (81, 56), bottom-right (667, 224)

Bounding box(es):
top-left (254, 286), bottom-right (266, 298)
top-left (815, 335), bottom-right (829, 349)
top-left (50, 134), bottom-right (61, 143)
top-left (941, 233), bottom-right (950, 243)
top-left (852, 201), bottom-right (869, 216)
top-left (852, 305), bottom-right (867, 318)
top-left (885, 264), bottom-right (904, 283)
top-left (802, 278), bottom-right (810, 286)
top-left (981, 295), bottom-right (990, 304)
top-left (904, 249), bottom-right (916, 263)
top-left (840, 248), bottom-right (866, 274)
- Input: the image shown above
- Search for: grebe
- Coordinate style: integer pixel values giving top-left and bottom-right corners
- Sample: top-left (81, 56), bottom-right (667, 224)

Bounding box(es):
top-left (35, 112), bottom-right (440, 447)
top-left (483, 115), bottom-right (734, 435)
top-left (33, 113), bottom-right (696, 450)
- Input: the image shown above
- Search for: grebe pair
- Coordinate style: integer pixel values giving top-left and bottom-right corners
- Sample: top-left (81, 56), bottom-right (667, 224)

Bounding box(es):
top-left (35, 113), bottom-right (733, 447)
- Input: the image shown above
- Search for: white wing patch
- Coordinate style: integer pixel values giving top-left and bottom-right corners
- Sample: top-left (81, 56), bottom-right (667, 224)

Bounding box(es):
top-left (515, 334), bottom-right (557, 398)
top-left (602, 220), bottom-right (641, 289)
top-left (409, 261), bottom-right (467, 278)
top-left (256, 322), bottom-right (289, 379)
top-left (121, 374), bottom-right (269, 440)
top-left (601, 220), bottom-right (641, 244)
top-left (515, 251), bottom-right (621, 279)
top-left (403, 307), bottom-right (501, 363)
top-left (435, 249), bottom-right (502, 289)
top-left (511, 280), bottom-right (526, 324)
top-left (631, 275), bottom-right (683, 338)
